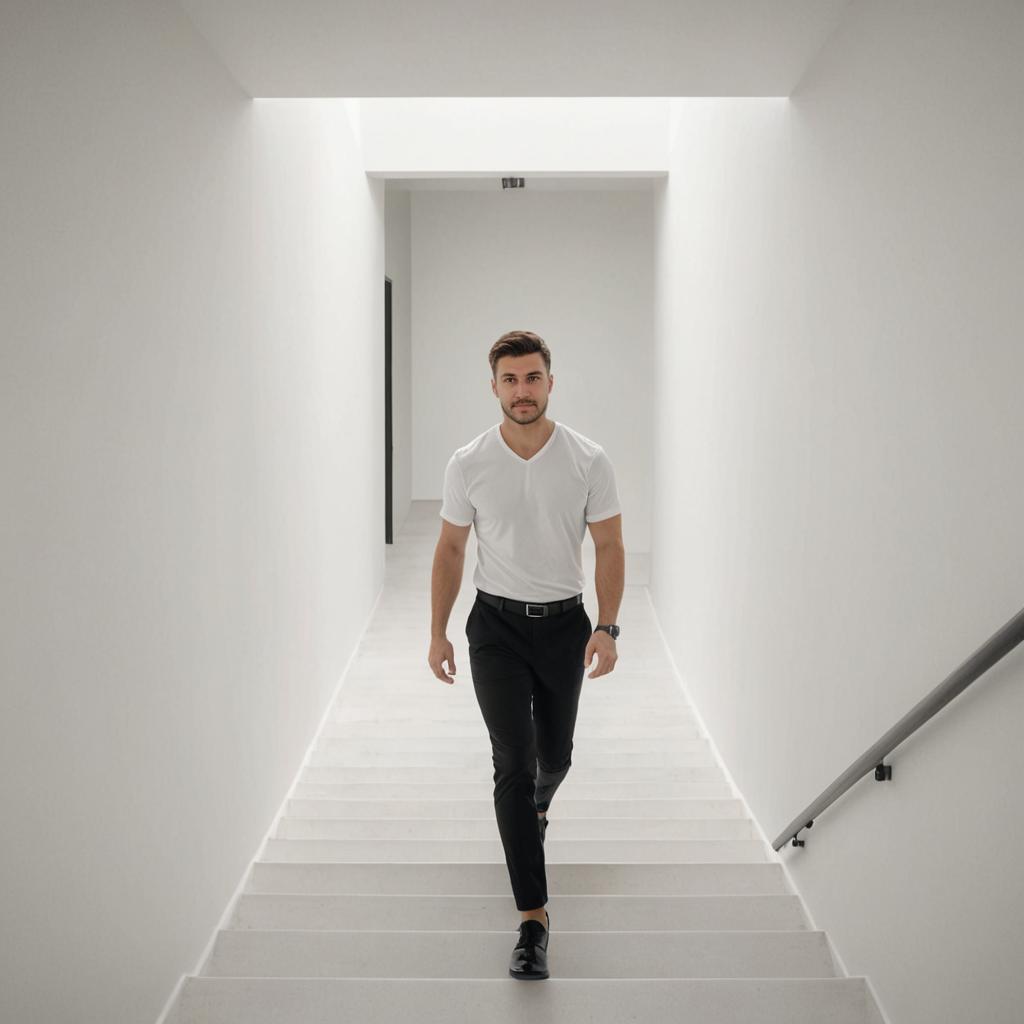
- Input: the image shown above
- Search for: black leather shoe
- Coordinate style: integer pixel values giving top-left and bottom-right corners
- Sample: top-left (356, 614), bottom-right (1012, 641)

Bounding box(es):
top-left (509, 912), bottom-right (550, 980)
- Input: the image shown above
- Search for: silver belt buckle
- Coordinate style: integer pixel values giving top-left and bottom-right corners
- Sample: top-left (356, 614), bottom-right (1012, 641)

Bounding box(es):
top-left (525, 603), bottom-right (547, 617)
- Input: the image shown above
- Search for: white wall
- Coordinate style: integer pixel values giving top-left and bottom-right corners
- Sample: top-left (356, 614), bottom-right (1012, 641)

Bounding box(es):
top-left (359, 98), bottom-right (670, 177)
top-left (385, 187), bottom-right (413, 536)
top-left (411, 188), bottom-right (653, 568)
top-left (0, 3), bottom-right (384, 1022)
top-left (652, 3), bottom-right (1024, 1022)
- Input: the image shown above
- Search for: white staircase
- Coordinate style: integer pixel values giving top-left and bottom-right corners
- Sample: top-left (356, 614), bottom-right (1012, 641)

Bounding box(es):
top-left (167, 510), bottom-right (884, 1023)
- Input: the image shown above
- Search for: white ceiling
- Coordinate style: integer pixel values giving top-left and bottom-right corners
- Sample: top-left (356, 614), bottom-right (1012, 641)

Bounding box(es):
top-left (178, 0), bottom-right (851, 98)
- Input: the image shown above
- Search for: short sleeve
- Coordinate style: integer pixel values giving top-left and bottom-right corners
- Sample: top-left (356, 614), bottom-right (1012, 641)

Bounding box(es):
top-left (585, 448), bottom-right (621, 523)
top-left (439, 453), bottom-right (475, 526)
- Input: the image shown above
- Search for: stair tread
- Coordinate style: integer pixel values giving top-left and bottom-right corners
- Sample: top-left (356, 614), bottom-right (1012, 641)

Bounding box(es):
top-left (201, 927), bottom-right (839, 979)
top-left (174, 976), bottom-right (880, 1024)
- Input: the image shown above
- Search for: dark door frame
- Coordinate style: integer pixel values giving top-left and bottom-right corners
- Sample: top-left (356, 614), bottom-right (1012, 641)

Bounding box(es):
top-left (384, 275), bottom-right (393, 545)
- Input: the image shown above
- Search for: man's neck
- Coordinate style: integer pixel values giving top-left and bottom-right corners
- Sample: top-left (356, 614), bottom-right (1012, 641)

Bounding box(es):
top-left (501, 416), bottom-right (555, 456)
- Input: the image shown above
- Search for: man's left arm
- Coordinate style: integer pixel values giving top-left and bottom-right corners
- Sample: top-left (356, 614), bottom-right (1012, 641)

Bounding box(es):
top-left (584, 514), bottom-right (625, 678)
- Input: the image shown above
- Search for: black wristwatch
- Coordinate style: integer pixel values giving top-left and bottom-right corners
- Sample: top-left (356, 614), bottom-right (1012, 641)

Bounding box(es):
top-left (594, 624), bottom-right (620, 640)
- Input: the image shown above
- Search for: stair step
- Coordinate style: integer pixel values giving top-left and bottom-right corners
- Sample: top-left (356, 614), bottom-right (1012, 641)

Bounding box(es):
top-left (342, 655), bottom-right (675, 670)
top-left (338, 671), bottom-right (676, 688)
top-left (290, 780), bottom-right (735, 800)
top-left (315, 729), bottom-right (711, 752)
top-left (332, 693), bottom-right (689, 711)
top-left (320, 721), bottom-right (705, 738)
top-left (246, 861), bottom-right (791, 895)
top-left (173, 976), bottom-right (881, 1024)
top-left (329, 705), bottom-right (700, 723)
top-left (299, 764), bottom-right (726, 784)
top-left (308, 745), bottom-right (714, 767)
top-left (273, 816), bottom-right (757, 840)
top-left (284, 796), bottom-right (747, 819)
top-left (342, 666), bottom-right (676, 678)
top-left (260, 837), bottom-right (770, 863)
top-left (202, 927), bottom-right (836, 978)
top-left (229, 892), bottom-right (808, 931)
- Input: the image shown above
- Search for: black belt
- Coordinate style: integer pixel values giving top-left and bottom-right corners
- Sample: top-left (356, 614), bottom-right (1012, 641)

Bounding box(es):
top-left (476, 588), bottom-right (583, 618)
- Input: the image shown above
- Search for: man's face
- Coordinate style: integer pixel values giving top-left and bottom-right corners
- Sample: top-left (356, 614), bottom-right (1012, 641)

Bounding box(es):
top-left (492, 353), bottom-right (553, 425)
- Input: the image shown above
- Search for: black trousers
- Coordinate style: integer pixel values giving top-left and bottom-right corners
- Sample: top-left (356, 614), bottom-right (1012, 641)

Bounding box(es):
top-left (465, 588), bottom-right (592, 911)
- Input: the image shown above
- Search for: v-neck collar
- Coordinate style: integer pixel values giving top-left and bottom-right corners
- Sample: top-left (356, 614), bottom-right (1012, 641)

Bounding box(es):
top-left (497, 420), bottom-right (559, 465)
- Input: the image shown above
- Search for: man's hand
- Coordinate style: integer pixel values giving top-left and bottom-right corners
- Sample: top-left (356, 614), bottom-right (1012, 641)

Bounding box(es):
top-left (428, 636), bottom-right (458, 684)
top-left (583, 631), bottom-right (618, 679)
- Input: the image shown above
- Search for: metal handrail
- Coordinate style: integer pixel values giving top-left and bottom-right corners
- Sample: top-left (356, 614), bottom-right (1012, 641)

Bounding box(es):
top-left (772, 604), bottom-right (1024, 850)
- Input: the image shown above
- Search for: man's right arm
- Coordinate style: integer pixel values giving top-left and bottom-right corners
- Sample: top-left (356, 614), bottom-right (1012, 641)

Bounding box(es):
top-left (428, 520), bottom-right (472, 683)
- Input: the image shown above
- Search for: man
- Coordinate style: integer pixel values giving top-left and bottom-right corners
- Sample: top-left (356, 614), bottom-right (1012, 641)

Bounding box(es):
top-left (427, 329), bottom-right (625, 981)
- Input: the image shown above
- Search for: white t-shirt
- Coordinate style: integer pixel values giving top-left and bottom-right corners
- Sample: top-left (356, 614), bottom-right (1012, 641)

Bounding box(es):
top-left (440, 419), bottom-right (621, 603)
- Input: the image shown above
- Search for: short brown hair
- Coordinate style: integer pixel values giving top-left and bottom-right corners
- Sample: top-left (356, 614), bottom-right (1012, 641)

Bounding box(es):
top-left (488, 330), bottom-right (551, 379)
